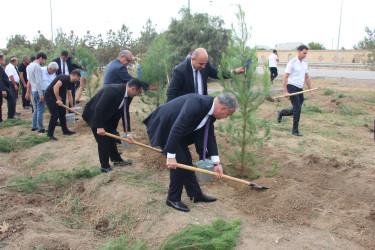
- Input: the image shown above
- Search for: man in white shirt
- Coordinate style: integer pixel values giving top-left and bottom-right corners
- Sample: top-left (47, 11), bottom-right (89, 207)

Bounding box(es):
top-left (27, 52), bottom-right (47, 133)
top-left (277, 45), bottom-right (314, 136)
top-left (268, 49), bottom-right (279, 83)
top-left (5, 57), bottom-right (20, 115)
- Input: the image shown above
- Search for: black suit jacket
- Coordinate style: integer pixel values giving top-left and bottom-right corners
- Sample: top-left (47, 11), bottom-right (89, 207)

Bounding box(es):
top-left (53, 56), bottom-right (79, 76)
top-left (82, 83), bottom-right (132, 132)
top-left (0, 66), bottom-right (11, 91)
top-left (166, 58), bottom-right (221, 102)
top-left (143, 94), bottom-right (218, 156)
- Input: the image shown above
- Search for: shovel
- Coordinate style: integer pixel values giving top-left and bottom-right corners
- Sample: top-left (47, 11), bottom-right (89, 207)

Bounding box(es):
top-left (271, 88), bottom-right (318, 101)
top-left (105, 133), bottom-right (268, 190)
top-left (61, 104), bottom-right (268, 190)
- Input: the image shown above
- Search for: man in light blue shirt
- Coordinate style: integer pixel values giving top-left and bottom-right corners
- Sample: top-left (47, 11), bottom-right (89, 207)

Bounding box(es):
top-left (42, 62), bottom-right (59, 89)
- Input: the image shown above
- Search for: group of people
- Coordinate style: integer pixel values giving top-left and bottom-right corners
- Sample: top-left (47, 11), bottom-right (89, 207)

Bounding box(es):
top-left (0, 45), bottom-right (314, 212)
top-left (0, 50), bottom-right (96, 141)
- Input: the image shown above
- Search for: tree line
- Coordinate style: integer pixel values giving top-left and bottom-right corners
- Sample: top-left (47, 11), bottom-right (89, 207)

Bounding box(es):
top-left (0, 8), bottom-right (230, 68)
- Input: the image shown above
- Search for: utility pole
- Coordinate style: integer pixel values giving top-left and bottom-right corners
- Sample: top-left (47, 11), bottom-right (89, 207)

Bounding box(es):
top-left (50, 0), bottom-right (54, 49)
top-left (336, 0), bottom-right (343, 63)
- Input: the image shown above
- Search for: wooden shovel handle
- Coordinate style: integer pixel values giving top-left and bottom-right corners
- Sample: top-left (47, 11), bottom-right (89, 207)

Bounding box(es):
top-left (60, 104), bottom-right (82, 116)
top-left (60, 103), bottom-right (263, 188)
top-left (106, 132), bottom-right (251, 186)
top-left (274, 88), bottom-right (319, 99)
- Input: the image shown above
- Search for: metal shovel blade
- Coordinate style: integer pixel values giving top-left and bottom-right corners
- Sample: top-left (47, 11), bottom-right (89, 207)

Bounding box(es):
top-left (250, 182), bottom-right (269, 190)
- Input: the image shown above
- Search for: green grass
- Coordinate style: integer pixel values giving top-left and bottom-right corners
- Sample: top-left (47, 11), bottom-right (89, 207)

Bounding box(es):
top-left (0, 134), bottom-right (50, 153)
top-left (105, 206), bottom-right (137, 233)
top-left (266, 162), bottom-right (279, 178)
top-left (0, 119), bottom-right (31, 129)
top-left (323, 88), bottom-right (334, 95)
top-left (302, 104), bottom-right (323, 114)
top-left (24, 152), bottom-right (54, 169)
top-left (158, 218), bottom-right (242, 250)
top-left (123, 170), bottom-right (167, 193)
top-left (6, 166), bottom-right (101, 193)
top-left (338, 104), bottom-right (368, 116)
top-left (100, 235), bottom-right (147, 250)
top-left (337, 93), bottom-right (346, 98)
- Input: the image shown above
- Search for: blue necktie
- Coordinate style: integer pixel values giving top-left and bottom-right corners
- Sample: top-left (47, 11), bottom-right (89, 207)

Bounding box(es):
top-left (194, 70), bottom-right (199, 93)
top-left (202, 115), bottom-right (211, 161)
top-left (123, 97), bottom-right (128, 133)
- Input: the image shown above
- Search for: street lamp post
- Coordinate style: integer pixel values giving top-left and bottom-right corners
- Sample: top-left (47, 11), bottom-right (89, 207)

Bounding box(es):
top-left (50, 0), bottom-right (54, 49)
top-left (336, 0), bottom-right (343, 63)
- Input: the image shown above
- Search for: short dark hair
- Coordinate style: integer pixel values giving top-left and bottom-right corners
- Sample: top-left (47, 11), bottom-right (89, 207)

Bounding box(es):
top-left (10, 57), bottom-right (17, 63)
top-left (30, 56), bottom-right (36, 62)
top-left (61, 51), bottom-right (69, 57)
top-left (297, 45), bottom-right (308, 51)
top-left (70, 69), bottom-right (81, 77)
top-left (127, 78), bottom-right (145, 90)
top-left (0, 55), bottom-right (4, 60)
top-left (273, 49), bottom-right (277, 53)
top-left (36, 52), bottom-right (47, 60)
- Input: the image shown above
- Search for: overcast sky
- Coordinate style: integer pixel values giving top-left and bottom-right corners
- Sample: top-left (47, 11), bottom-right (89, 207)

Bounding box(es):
top-left (0, 0), bottom-right (373, 50)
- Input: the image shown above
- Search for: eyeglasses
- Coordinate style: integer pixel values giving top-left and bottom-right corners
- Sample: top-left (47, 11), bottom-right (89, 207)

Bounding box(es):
top-left (126, 57), bottom-right (132, 63)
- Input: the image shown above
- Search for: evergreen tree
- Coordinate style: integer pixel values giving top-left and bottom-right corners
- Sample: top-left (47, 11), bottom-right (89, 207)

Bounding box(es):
top-left (139, 33), bottom-right (171, 113)
top-left (355, 27), bottom-right (375, 70)
top-left (166, 7), bottom-right (230, 66)
top-left (73, 45), bottom-right (100, 100)
top-left (218, 5), bottom-right (270, 178)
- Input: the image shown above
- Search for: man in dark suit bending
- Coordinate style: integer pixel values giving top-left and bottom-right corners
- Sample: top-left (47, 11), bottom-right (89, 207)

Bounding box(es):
top-left (143, 92), bottom-right (238, 212)
top-left (83, 78), bottom-right (145, 173)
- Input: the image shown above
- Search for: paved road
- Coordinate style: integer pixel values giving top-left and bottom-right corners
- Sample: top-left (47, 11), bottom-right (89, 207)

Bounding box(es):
top-left (256, 67), bottom-right (375, 80)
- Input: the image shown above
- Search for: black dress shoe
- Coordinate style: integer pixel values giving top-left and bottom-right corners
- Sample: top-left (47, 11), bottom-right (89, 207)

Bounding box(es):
top-left (31, 128), bottom-right (38, 131)
top-left (63, 130), bottom-right (76, 135)
top-left (166, 199), bottom-right (190, 212)
top-left (23, 106), bottom-right (30, 109)
top-left (38, 129), bottom-right (46, 133)
top-left (49, 136), bottom-right (58, 141)
top-left (277, 110), bottom-right (282, 123)
top-left (15, 112), bottom-right (21, 116)
top-left (7, 117), bottom-right (20, 120)
top-left (113, 159), bottom-right (132, 166)
top-left (100, 167), bottom-right (114, 173)
top-left (292, 131), bottom-right (303, 136)
top-left (189, 194), bottom-right (217, 203)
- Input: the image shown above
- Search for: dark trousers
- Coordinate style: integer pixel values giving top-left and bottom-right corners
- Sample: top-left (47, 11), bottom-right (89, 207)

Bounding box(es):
top-left (0, 89), bottom-right (16, 119)
top-left (9, 84), bottom-right (18, 110)
top-left (91, 128), bottom-right (122, 169)
top-left (45, 95), bottom-right (69, 136)
top-left (279, 84), bottom-right (304, 133)
top-left (269, 67), bottom-right (278, 82)
top-left (21, 83), bottom-right (31, 107)
top-left (69, 84), bottom-right (76, 109)
top-left (165, 142), bottom-right (203, 202)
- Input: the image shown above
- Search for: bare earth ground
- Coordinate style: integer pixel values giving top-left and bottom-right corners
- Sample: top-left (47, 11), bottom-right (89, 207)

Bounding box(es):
top-left (0, 77), bottom-right (374, 249)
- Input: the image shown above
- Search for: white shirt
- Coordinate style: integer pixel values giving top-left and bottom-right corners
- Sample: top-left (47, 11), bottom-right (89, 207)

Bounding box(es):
top-left (60, 59), bottom-right (69, 75)
top-left (268, 53), bottom-right (278, 68)
top-left (118, 88), bottom-right (128, 109)
top-left (27, 62), bottom-right (44, 94)
top-left (5, 64), bottom-right (20, 83)
top-left (285, 57), bottom-right (309, 88)
top-left (191, 61), bottom-right (203, 95)
top-left (41, 67), bottom-right (56, 89)
top-left (167, 102), bottom-right (220, 163)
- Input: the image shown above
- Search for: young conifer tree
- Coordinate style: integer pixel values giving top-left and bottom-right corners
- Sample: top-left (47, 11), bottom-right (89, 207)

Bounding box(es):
top-left (139, 33), bottom-right (171, 114)
top-left (73, 45), bottom-right (100, 99)
top-left (218, 5), bottom-right (271, 178)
